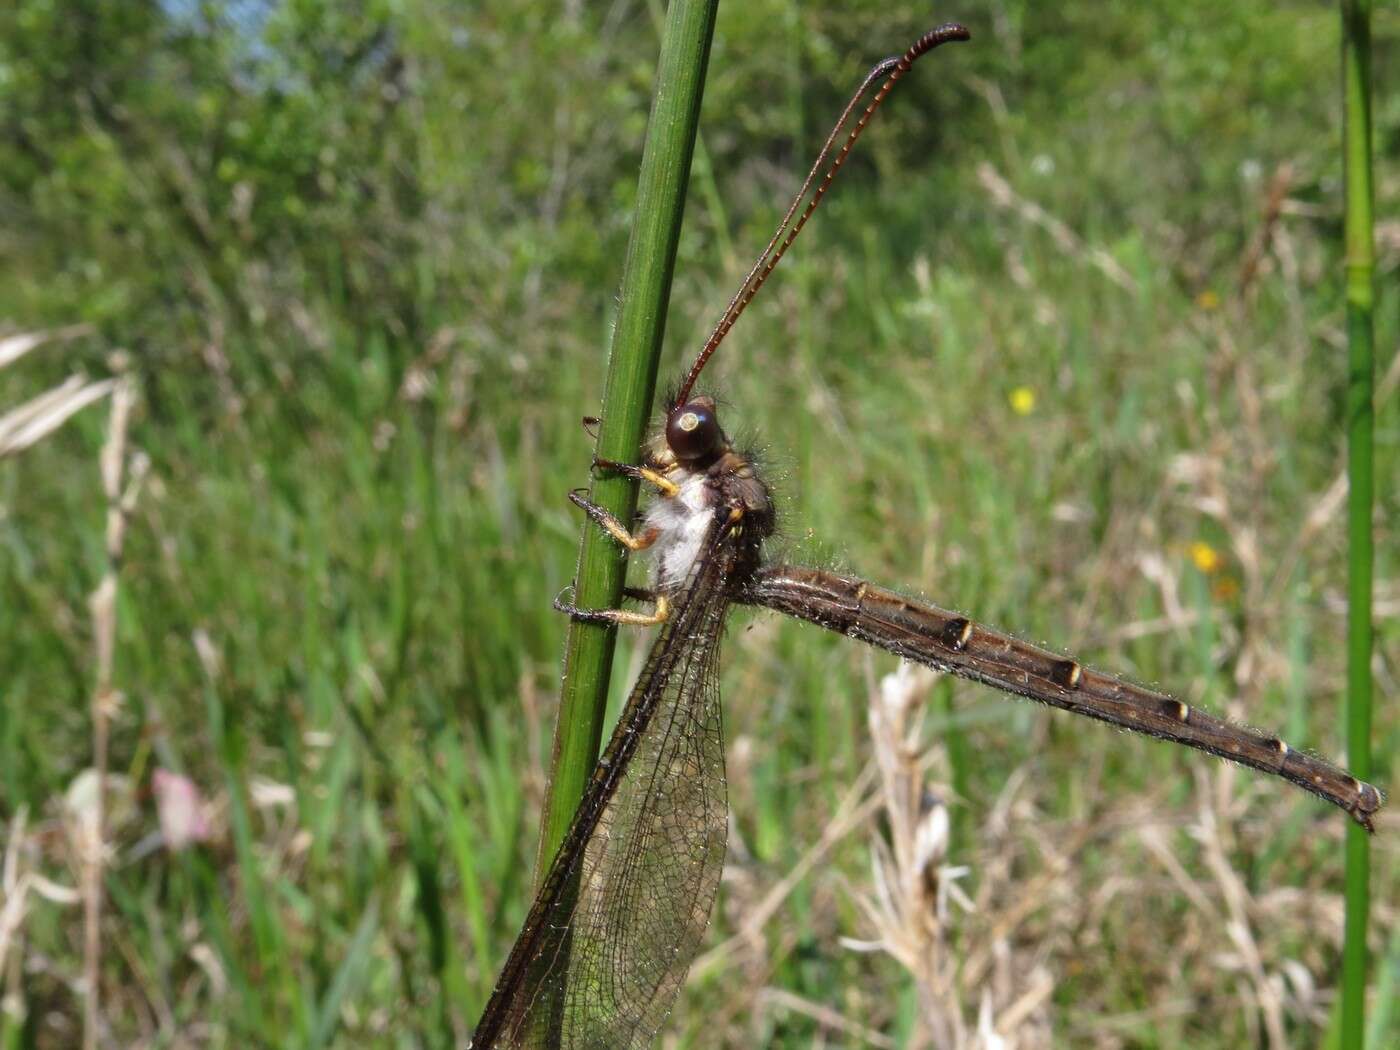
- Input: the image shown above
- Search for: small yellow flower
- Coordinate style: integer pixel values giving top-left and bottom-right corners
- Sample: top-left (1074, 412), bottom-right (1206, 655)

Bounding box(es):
top-left (1008, 386), bottom-right (1036, 416)
top-left (1195, 289), bottom-right (1221, 311)
top-left (1189, 541), bottom-right (1221, 574)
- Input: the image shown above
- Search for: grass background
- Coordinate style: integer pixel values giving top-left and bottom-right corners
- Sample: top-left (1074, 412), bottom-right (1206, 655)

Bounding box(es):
top-left (1, 1), bottom-right (1397, 1046)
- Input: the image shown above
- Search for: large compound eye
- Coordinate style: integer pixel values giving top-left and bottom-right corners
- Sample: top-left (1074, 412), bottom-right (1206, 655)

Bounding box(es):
top-left (666, 399), bottom-right (722, 464)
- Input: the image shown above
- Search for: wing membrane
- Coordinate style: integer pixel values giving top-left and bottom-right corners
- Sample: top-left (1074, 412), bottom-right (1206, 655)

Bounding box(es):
top-left (473, 519), bottom-right (735, 1048)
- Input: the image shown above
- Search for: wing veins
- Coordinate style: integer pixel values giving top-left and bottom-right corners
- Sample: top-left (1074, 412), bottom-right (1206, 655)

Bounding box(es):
top-left (474, 517), bottom-right (736, 1049)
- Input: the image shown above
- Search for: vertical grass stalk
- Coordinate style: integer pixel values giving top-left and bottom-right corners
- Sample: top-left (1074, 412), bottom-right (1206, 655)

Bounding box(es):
top-left (83, 376), bottom-right (139, 1050)
top-left (1339, 2), bottom-right (1375, 1047)
top-left (534, 0), bottom-right (720, 878)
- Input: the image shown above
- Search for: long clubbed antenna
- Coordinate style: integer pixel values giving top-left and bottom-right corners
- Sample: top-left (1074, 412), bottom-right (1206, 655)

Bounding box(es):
top-left (673, 22), bottom-right (970, 408)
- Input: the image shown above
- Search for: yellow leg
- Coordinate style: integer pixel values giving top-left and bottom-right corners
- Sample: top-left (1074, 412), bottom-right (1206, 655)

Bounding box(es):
top-left (554, 591), bottom-right (670, 627)
top-left (568, 491), bottom-right (660, 551)
top-left (593, 458), bottom-right (680, 498)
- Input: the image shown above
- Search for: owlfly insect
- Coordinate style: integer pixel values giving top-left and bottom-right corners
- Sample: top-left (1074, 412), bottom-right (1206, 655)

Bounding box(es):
top-left (471, 22), bottom-right (1382, 1049)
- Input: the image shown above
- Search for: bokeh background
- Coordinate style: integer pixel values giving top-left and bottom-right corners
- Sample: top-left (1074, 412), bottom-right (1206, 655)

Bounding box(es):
top-left (2, 1), bottom-right (1398, 1047)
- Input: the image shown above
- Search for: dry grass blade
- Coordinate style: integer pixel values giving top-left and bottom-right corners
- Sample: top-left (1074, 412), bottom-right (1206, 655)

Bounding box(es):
top-left (756, 987), bottom-right (898, 1048)
top-left (690, 763), bottom-right (880, 982)
top-left (1, 329), bottom-right (127, 1042)
top-left (0, 376), bottom-right (116, 458)
top-left (0, 325), bottom-right (92, 369)
top-left (976, 162), bottom-right (1138, 293)
top-left (844, 665), bottom-right (1095, 1050)
top-left (1264, 341), bottom-right (1400, 607)
top-left (82, 376), bottom-right (143, 1050)
top-left (847, 663), bottom-right (976, 1049)
top-left (1, 809), bottom-right (81, 1032)
top-left (0, 809), bottom-right (34, 978)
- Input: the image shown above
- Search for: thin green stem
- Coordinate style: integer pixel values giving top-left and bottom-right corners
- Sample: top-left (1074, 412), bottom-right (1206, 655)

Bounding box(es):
top-left (1339, 2), bottom-right (1375, 1048)
top-left (534, 0), bottom-right (720, 880)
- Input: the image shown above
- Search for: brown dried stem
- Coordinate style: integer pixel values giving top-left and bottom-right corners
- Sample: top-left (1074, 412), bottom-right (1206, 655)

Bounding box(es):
top-left (82, 375), bottom-right (144, 1050)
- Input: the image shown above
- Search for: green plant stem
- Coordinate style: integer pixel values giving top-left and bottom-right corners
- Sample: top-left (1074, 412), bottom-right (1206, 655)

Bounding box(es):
top-left (534, 0), bottom-right (720, 881)
top-left (1339, 2), bottom-right (1375, 1048)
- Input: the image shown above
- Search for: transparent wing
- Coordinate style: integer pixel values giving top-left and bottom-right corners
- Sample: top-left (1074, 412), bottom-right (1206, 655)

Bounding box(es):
top-left (473, 520), bottom-right (734, 1049)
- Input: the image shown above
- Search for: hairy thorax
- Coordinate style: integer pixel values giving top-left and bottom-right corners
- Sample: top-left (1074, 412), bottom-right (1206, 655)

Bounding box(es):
top-left (643, 449), bottom-right (775, 592)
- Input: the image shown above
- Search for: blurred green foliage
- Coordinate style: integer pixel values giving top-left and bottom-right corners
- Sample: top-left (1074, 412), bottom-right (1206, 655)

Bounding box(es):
top-left (4, 2), bottom-right (1384, 372)
top-left (0, 1), bottom-right (1397, 1047)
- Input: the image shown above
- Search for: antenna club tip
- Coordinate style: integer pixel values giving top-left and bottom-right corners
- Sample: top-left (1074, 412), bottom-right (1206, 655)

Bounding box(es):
top-left (680, 25), bottom-right (970, 407)
top-left (910, 23), bottom-right (971, 59)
